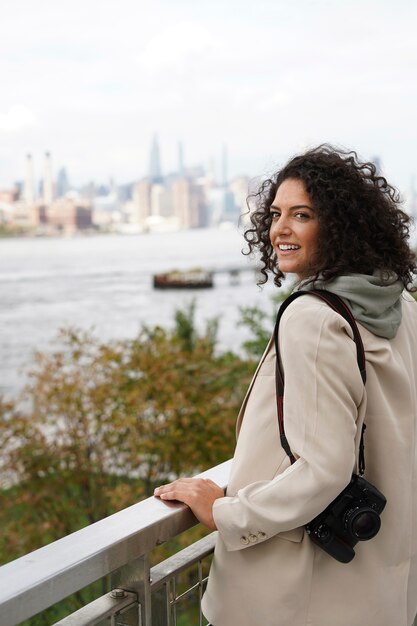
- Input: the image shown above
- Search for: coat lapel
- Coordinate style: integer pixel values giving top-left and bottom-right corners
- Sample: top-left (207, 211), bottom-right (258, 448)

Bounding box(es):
top-left (235, 335), bottom-right (274, 437)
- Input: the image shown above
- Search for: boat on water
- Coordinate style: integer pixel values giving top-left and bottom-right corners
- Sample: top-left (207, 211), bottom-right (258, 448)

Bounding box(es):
top-left (153, 269), bottom-right (214, 289)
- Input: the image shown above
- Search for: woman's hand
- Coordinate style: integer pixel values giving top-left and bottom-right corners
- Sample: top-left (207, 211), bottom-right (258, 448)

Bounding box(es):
top-left (154, 478), bottom-right (224, 530)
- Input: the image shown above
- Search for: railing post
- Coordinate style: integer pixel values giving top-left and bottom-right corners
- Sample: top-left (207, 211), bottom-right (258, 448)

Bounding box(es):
top-left (111, 555), bottom-right (152, 626)
top-left (151, 584), bottom-right (171, 626)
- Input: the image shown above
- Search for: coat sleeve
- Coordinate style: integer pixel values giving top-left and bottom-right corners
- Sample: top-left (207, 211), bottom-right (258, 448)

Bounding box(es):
top-left (212, 299), bottom-right (366, 552)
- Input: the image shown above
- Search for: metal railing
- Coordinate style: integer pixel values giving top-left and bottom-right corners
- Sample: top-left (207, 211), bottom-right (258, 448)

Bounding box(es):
top-left (0, 460), bottom-right (231, 626)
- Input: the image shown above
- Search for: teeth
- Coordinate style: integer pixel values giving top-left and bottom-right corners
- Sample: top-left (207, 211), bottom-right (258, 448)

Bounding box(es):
top-left (279, 244), bottom-right (300, 250)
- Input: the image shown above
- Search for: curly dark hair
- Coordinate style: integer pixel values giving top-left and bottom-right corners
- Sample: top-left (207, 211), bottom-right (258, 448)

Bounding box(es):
top-left (243, 144), bottom-right (416, 291)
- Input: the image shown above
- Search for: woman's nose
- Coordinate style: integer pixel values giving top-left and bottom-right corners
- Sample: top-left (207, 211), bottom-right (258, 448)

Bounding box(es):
top-left (271, 215), bottom-right (291, 237)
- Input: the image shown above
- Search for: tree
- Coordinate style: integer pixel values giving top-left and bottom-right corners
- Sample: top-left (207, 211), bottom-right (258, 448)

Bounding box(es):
top-left (0, 303), bottom-right (254, 566)
top-left (0, 302), bottom-right (256, 623)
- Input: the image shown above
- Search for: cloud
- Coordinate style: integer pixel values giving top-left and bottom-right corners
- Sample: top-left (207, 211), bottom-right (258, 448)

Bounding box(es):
top-left (0, 105), bottom-right (38, 133)
top-left (259, 91), bottom-right (292, 112)
top-left (136, 21), bottom-right (218, 73)
top-left (0, 0), bottom-right (416, 189)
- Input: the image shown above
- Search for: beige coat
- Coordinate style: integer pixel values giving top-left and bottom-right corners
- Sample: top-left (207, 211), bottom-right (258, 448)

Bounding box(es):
top-left (202, 293), bottom-right (417, 626)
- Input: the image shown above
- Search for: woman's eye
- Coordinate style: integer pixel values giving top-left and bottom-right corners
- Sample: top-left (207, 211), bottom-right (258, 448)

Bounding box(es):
top-left (270, 211), bottom-right (280, 220)
top-left (296, 212), bottom-right (310, 220)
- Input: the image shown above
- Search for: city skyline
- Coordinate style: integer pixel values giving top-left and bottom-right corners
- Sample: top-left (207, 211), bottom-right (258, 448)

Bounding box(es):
top-left (0, 137), bottom-right (253, 236)
top-left (10, 137), bottom-right (233, 193)
top-left (1, 0), bottom-right (417, 193)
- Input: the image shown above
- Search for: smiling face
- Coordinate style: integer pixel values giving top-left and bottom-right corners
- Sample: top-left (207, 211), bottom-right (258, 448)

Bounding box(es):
top-left (269, 177), bottom-right (320, 280)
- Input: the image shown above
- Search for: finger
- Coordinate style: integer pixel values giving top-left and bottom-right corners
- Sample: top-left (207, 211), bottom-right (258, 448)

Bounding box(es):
top-left (154, 482), bottom-right (187, 499)
top-left (154, 478), bottom-right (202, 496)
top-left (154, 481), bottom-right (179, 496)
top-left (158, 484), bottom-right (200, 504)
top-left (159, 490), bottom-right (183, 501)
top-left (158, 488), bottom-right (195, 506)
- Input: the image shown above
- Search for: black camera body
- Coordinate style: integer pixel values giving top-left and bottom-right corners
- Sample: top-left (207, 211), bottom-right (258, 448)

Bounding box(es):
top-left (305, 474), bottom-right (387, 563)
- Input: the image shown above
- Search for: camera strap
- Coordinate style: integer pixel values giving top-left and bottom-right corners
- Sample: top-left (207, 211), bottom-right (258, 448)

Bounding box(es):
top-left (274, 289), bottom-right (367, 474)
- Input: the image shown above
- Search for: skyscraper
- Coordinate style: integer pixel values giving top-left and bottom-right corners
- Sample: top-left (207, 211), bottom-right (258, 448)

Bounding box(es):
top-left (56, 167), bottom-right (69, 197)
top-left (149, 134), bottom-right (162, 183)
top-left (43, 152), bottom-right (54, 206)
top-left (221, 143), bottom-right (228, 188)
top-left (23, 153), bottom-right (35, 205)
top-left (178, 141), bottom-right (185, 177)
top-left (132, 179), bottom-right (152, 224)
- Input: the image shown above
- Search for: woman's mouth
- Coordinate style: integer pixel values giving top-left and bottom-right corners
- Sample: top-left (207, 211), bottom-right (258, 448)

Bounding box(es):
top-left (278, 244), bottom-right (300, 254)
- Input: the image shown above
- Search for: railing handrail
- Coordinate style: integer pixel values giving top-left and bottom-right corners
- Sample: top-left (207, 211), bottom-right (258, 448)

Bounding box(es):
top-left (0, 459), bottom-right (231, 626)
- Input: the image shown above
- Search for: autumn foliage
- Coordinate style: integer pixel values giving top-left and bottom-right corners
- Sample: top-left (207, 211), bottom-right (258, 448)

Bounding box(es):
top-left (0, 303), bottom-right (255, 566)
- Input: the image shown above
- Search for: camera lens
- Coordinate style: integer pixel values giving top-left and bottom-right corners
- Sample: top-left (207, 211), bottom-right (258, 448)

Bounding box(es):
top-left (344, 506), bottom-right (381, 540)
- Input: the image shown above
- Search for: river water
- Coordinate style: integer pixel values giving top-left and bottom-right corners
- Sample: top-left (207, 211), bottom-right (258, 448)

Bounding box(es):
top-left (0, 228), bottom-right (278, 399)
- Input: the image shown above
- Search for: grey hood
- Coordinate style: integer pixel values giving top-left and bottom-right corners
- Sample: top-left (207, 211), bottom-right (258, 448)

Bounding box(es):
top-left (296, 272), bottom-right (403, 339)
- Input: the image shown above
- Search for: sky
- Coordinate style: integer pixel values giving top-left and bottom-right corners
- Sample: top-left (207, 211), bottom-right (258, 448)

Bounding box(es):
top-left (1, 0), bottom-right (417, 194)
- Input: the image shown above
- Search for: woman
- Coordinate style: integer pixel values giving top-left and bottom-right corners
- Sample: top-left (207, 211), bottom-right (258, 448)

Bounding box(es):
top-left (154, 145), bottom-right (417, 626)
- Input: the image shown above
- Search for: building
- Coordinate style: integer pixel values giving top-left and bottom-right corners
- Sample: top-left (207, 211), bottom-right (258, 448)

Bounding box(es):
top-left (43, 152), bottom-right (54, 206)
top-left (229, 176), bottom-right (250, 222)
top-left (56, 167), bottom-right (70, 197)
top-left (23, 154), bottom-right (35, 205)
top-left (46, 198), bottom-right (93, 234)
top-left (0, 188), bottom-right (20, 228)
top-left (172, 178), bottom-right (207, 229)
top-left (130, 179), bottom-right (152, 226)
top-left (149, 134), bottom-right (163, 183)
top-left (150, 183), bottom-right (171, 218)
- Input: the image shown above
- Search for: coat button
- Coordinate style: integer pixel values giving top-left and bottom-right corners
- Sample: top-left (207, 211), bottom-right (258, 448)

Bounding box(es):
top-left (240, 536), bottom-right (249, 545)
top-left (249, 534), bottom-right (258, 543)
top-left (257, 531), bottom-right (267, 539)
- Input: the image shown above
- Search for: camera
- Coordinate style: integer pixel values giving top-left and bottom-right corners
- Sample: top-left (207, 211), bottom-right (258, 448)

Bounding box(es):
top-left (305, 474), bottom-right (386, 563)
